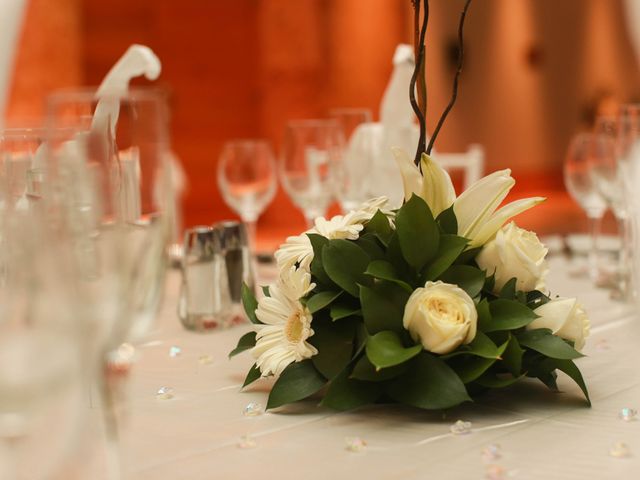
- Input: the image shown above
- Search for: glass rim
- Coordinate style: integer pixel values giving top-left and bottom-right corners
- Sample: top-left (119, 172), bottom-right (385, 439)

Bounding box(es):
top-left (222, 139), bottom-right (272, 148)
top-left (328, 107), bottom-right (372, 115)
top-left (286, 118), bottom-right (340, 128)
top-left (46, 86), bottom-right (169, 106)
top-left (0, 127), bottom-right (46, 140)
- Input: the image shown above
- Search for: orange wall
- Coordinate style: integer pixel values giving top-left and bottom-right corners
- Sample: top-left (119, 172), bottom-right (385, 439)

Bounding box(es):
top-left (7, 0), bottom-right (640, 242)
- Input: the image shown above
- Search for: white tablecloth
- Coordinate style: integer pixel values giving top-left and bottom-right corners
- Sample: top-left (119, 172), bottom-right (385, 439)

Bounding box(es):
top-left (106, 256), bottom-right (639, 479)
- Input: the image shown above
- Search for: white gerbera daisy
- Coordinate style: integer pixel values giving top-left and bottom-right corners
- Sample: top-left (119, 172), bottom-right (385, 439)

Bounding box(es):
top-left (347, 196), bottom-right (390, 224)
top-left (274, 232), bottom-right (314, 272)
top-left (252, 267), bottom-right (317, 377)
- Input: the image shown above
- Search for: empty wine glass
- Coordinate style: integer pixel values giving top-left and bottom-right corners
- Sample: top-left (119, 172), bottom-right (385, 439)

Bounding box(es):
top-left (279, 119), bottom-right (344, 227)
top-left (329, 108), bottom-right (375, 211)
top-left (217, 140), bottom-right (276, 251)
top-left (564, 133), bottom-right (608, 283)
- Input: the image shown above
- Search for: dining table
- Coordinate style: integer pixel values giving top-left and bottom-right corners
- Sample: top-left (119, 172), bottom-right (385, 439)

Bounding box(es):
top-left (87, 249), bottom-right (640, 480)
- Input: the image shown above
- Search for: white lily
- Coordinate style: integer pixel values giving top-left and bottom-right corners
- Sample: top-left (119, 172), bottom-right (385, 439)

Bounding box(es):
top-left (393, 148), bottom-right (544, 248)
top-left (392, 147), bottom-right (455, 216)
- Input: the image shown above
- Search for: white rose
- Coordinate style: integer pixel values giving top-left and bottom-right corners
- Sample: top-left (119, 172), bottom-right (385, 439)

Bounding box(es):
top-left (476, 222), bottom-right (548, 293)
top-left (527, 297), bottom-right (590, 351)
top-left (403, 281), bottom-right (477, 354)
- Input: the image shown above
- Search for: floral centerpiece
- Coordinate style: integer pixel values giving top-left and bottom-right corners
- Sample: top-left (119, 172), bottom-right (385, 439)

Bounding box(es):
top-left (230, 0), bottom-right (590, 411)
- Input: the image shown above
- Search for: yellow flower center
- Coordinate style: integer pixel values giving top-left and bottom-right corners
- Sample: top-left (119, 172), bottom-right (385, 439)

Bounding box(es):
top-left (423, 297), bottom-right (465, 324)
top-left (285, 310), bottom-right (306, 344)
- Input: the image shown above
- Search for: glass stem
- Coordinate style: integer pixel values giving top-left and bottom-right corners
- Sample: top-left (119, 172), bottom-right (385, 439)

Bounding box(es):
top-left (587, 215), bottom-right (602, 284)
top-left (616, 213), bottom-right (630, 297)
top-left (244, 219), bottom-right (257, 255)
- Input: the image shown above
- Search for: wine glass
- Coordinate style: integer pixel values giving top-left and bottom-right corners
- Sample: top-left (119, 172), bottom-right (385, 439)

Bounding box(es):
top-left (45, 87), bottom-right (174, 479)
top-left (590, 117), bottom-right (630, 296)
top-left (279, 119), bottom-right (344, 227)
top-left (217, 140), bottom-right (276, 251)
top-left (329, 108), bottom-right (375, 211)
top-left (564, 133), bottom-right (608, 283)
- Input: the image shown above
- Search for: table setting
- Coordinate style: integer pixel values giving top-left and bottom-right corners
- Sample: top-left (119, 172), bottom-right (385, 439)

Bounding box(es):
top-left (1, 1), bottom-right (640, 479)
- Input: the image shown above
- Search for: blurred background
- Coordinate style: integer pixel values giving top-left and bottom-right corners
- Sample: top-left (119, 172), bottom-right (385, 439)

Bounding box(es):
top-left (4, 0), bottom-right (640, 250)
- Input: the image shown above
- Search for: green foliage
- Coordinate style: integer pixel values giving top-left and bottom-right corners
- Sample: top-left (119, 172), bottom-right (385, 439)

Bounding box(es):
top-left (241, 283), bottom-right (261, 324)
top-left (229, 331), bottom-right (256, 358)
top-left (395, 194), bottom-right (440, 270)
top-left (234, 202), bottom-right (590, 411)
top-left (266, 361), bottom-right (326, 410)
top-left (365, 331), bottom-right (422, 369)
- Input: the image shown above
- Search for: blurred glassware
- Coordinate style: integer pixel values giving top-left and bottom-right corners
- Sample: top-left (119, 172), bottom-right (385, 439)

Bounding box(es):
top-left (279, 119), bottom-right (344, 227)
top-left (329, 108), bottom-right (376, 212)
top-left (45, 87), bottom-right (174, 479)
top-left (564, 132), bottom-right (608, 283)
top-left (0, 206), bottom-right (87, 480)
top-left (217, 140), bottom-right (276, 252)
top-left (0, 128), bottom-right (46, 211)
top-left (591, 116), bottom-right (631, 298)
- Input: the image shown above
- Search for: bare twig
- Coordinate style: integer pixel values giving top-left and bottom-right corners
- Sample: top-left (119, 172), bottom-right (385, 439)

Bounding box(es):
top-left (426, 0), bottom-right (472, 155)
top-left (409, 0), bottom-right (429, 166)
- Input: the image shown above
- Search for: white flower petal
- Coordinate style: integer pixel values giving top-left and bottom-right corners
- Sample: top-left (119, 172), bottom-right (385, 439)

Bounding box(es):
top-left (392, 146), bottom-right (423, 202)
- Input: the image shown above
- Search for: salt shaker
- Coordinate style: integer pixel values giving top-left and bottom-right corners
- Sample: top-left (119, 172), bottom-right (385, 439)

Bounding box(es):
top-left (215, 221), bottom-right (255, 324)
top-left (177, 226), bottom-right (231, 331)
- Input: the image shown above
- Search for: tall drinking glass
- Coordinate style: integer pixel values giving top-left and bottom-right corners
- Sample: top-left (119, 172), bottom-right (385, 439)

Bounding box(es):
top-left (564, 133), bottom-right (608, 283)
top-left (279, 119), bottom-right (344, 227)
top-left (217, 140), bottom-right (276, 251)
top-left (0, 128), bottom-right (46, 210)
top-left (329, 108), bottom-right (375, 212)
top-left (45, 88), bottom-right (174, 479)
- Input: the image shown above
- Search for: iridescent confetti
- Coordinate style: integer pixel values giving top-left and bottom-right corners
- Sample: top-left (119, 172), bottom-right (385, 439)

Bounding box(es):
top-left (619, 408), bottom-right (637, 422)
top-left (345, 437), bottom-right (367, 453)
top-left (155, 386), bottom-right (174, 400)
top-left (198, 354), bottom-right (214, 365)
top-left (609, 442), bottom-right (631, 458)
top-left (237, 434), bottom-right (257, 449)
top-left (243, 402), bottom-right (263, 417)
top-left (482, 444), bottom-right (502, 463)
top-left (450, 420), bottom-right (472, 435)
top-left (169, 345), bottom-right (182, 357)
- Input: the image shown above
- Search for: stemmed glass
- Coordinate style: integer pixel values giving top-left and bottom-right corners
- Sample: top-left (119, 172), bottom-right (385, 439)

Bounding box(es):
top-left (590, 117), bottom-right (629, 296)
top-left (217, 140), bottom-right (276, 251)
top-left (279, 119), bottom-right (344, 227)
top-left (329, 108), bottom-right (375, 212)
top-left (45, 88), bottom-right (174, 479)
top-left (563, 133), bottom-right (608, 283)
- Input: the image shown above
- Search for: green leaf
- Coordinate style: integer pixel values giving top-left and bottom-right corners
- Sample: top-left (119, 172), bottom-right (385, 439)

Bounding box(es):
top-left (266, 360), bottom-right (326, 410)
top-left (322, 239), bottom-right (370, 297)
top-left (501, 334), bottom-right (524, 376)
top-left (554, 359), bottom-right (591, 406)
top-left (308, 234), bottom-right (333, 287)
top-left (330, 304), bottom-right (361, 322)
top-left (261, 285), bottom-right (270, 297)
top-left (436, 204), bottom-right (458, 235)
top-left (229, 331), bottom-right (256, 358)
top-left (454, 246), bottom-right (481, 265)
top-left (357, 233), bottom-right (386, 260)
top-left (308, 318), bottom-right (356, 380)
top-left (364, 260), bottom-right (413, 292)
top-left (306, 290), bottom-right (342, 314)
top-left (450, 338), bottom-right (509, 383)
top-left (395, 194), bottom-right (440, 270)
top-left (499, 278), bottom-right (517, 299)
top-left (517, 329), bottom-right (584, 360)
top-left (351, 355), bottom-right (408, 382)
top-left (364, 209), bottom-right (393, 245)
top-left (366, 331), bottom-right (422, 369)
top-left (242, 364), bottom-right (262, 388)
top-left (422, 235), bottom-right (468, 281)
top-left (387, 352), bottom-right (471, 410)
top-left (359, 281), bottom-right (409, 335)
top-left (438, 265), bottom-right (485, 298)
top-left (241, 283), bottom-right (261, 324)
top-left (480, 299), bottom-right (537, 332)
top-left (526, 290), bottom-right (551, 309)
top-left (442, 331), bottom-right (502, 359)
top-left (474, 372), bottom-right (524, 388)
top-left (320, 368), bottom-right (382, 410)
